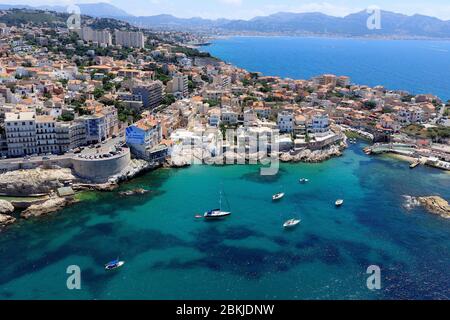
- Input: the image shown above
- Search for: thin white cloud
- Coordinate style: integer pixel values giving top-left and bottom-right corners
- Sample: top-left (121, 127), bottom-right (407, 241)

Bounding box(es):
top-left (219, 0), bottom-right (242, 5)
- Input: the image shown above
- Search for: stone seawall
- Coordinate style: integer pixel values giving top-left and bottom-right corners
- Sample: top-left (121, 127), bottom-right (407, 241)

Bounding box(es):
top-left (0, 149), bottom-right (131, 183)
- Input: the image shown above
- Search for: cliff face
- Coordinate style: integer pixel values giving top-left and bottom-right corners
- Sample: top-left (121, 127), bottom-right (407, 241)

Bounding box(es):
top-left (0, 168), bottom-right (77, 196)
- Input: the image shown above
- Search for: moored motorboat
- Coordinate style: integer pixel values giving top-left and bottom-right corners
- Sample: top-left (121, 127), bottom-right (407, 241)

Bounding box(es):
top-left (335, 199), bottom-right (344, 207)
top-left (299, 178), bottom-right (309, 184)
top-left (272, 193), bottom-right (285, 201)
top-left (105, 259), bottom-right (125, 270)
top-left (283, 219), bottom-right (301, 228)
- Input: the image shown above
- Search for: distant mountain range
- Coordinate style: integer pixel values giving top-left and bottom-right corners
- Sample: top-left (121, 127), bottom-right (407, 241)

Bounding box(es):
top-left (2, 2), bottom-right (450, 38)
top-left (0, 2), bottom-right (131, 18)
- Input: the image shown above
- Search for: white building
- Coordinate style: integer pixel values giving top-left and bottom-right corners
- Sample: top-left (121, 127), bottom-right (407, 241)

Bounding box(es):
top-left (208, 108), bottom-right (221, 127)
top-left (277, 111), bottom-right (293, 133)
top-left (221, 107), bottom-right (238, 125)
top-left (310, 114), bottom-right (330, 137)
top-left (397, 107), bottom-right (423, 126)
top-left (243, 108), bottom-right (257, 127)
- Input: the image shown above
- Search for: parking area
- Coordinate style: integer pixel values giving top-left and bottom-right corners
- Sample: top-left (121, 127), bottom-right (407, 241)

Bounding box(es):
top-left (0, 136), bottom-right (127, 165)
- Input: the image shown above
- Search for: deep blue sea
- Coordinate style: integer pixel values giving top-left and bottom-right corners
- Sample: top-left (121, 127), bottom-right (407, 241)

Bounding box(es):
top-left (202, 36), bottom-right (450, 101)
top-left (0, 142), bottom-right (449, 299)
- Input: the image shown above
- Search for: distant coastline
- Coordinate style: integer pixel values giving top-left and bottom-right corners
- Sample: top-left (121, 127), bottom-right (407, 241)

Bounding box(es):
top-left (201, 36), bottom-right (450, 101)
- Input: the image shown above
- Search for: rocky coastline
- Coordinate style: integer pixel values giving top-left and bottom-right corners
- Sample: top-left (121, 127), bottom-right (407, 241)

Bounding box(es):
top-left (0, 158), bottom-right (155, 230)
top-left (165, 141), bottom-right (347, 168)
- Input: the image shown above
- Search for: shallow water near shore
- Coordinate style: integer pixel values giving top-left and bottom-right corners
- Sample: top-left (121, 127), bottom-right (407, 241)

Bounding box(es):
top-left (0, 142), bottom-right (449, 300)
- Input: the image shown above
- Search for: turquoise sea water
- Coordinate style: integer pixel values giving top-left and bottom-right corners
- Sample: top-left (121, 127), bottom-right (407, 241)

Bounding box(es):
top-left (202, 36), bottom-right (450, 101)
top-left (0, 143), bottom-right (449, 299)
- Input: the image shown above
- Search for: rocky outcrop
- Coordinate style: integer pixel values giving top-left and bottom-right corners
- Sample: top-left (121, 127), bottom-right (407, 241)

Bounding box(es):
top-left (167, 156), bottom-right (190, 168)
top-left (0, 168), bottom-right (77, 196)
top-left (111, 159), bottom-right (155, 183)
top-left (0, 214), bottom-right (16, 228)
top-left (21, 197), bottom-right (77, 219)
top-left (403, 195), bottom-right (450, 219)
top-left (280, 144), bottom-right (343, 163)
top-left (418, 196), bottom-right (450, 219)
top-left (0, 199), bottom-right (14, 214)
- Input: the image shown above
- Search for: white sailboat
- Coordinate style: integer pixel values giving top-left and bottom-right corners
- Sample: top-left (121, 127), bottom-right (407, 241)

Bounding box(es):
top-left (204, 190), bottom-right (231, 219)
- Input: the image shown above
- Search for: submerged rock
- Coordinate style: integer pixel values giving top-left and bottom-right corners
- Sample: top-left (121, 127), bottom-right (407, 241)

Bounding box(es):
top-left (0, 213), bottom-right (16, 228)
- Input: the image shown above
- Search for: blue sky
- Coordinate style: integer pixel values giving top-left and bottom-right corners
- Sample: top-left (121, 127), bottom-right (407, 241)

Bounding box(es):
top-left (4, 0), bottom-right (450, 20)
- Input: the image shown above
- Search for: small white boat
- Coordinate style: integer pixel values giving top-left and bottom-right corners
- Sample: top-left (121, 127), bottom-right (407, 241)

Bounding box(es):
top-left (335, 199), bottom-right (344, 207)
top-left (272, 193), bottom-right (285, 201)
top-left (105, 259), bottom-right (125, 270)
top-left (299, 178), bottom-right (309, 184)
top-left (283, 219), bottom-right (301, 228)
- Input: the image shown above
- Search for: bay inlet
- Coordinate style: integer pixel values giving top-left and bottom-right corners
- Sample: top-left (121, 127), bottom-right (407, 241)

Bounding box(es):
top-left (0, 142), bottom-right (449, 299)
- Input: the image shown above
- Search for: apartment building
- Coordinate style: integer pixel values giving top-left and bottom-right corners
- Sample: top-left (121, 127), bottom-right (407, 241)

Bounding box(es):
top-left (125, 116), bottom-right (162, 157)
top-left (221, 107), bottom-right (238, 125)
top-left (212, 75), bottom-right (231, 90)
top-left (55, 121), bottom-right (87, 154)
top-left (310, 114), bottom-right (330, 137)
top-left (35, 115), bottom-right (58, 154)
top-left (78, 27), bottom-right (112, 46)
top-left (132, 81), bottom-right (164, 109)
top-left (5, 112), bottom-right (37, 157)
top-left (167, 74), bottom-right (189, 98)
top-left (397, 107), bottom-right (423, 126)
top-left (277, 111), bottom-right (294, 133)
top-left (114, 30), bottom-right (145, 48)
top-left (79, 114), bottom-right (108, 144)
